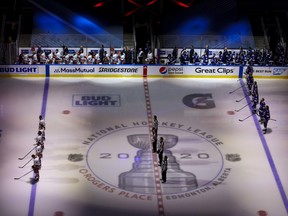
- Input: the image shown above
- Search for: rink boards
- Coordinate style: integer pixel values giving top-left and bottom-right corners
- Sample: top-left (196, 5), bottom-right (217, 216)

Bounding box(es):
top-left (0, 64), bottom-right (288, 78)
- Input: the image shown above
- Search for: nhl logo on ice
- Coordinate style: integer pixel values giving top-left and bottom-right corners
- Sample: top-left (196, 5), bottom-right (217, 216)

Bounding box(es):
top-left (82, 122), bottom-right (233, 198)
top-left (72, 94), bottom-right (121, 107)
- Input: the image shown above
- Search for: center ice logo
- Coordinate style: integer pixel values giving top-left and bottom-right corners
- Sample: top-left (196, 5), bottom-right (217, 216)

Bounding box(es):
top-left (72, 94), bottom-right (121, 107)
top-left (77, 122), bottom-right (237, 200)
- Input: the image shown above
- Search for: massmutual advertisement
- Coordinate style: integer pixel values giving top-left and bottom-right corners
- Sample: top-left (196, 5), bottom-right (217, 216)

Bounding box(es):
top-left (49, 65), bottom-right (143, 77)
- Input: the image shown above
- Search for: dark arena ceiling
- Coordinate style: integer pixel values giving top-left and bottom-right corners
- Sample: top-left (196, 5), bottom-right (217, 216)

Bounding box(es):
top-left (1, 0), bottom-right (287, 19)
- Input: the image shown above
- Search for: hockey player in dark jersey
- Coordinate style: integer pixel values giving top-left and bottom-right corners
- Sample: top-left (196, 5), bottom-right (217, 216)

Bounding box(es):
top-left (262, 105), bottom-right (270, 134)
top-left (217, 51), bottom-right (223, 65)
top-left (245, 62), bottom-right (254, 76)
top-left (180, 47), bottom-right (189, 65)
top-left (246, 72), bottom-right (254, 95)
top-left (258, 98), bottom-right (266, 123)
top-left (157, 137), bottom-right (164, 166)
top-left (167, 54), bottom-right (176, 65)
top-left (151, 131), bottom-right (157, 153)
top-left (251, 90), bottom-right (259, 114)
top-left (222, 47), bottom-right (228, 64)
top-left (252, 81), bottom-right (258, 96)
top-left (152, 115), bottom-right (158, 135)
top-left (202, 52), bottom-right (209, 65)
top-left (161, 155), bottom-right (168, 183)
top-left (193, 52), bottom-right (200, 64)
top-left (210, 53), bottom-right (217, 65)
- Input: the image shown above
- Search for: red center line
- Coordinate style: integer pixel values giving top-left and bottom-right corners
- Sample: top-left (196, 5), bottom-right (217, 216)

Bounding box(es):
top-left (143, 77), bottom-right (165, 216)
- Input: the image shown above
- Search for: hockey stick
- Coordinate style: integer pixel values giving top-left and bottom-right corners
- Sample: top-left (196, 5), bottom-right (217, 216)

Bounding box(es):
top-left (18, 158), bottom-right (33, 168)
top-left (14, 170), bottom-right (33, 180)
top-left (239, 113), bottom-right (254, 122)
top-left (236, 94), bottom-right (248, 102)
top-left (234, 103), bottom-right (251, 112)
top-left (270, 118), bottom-right (277, 121)
top-left (229, 85), bottom-right (244, 94)
top-left (18, 147), bottom-right (36, 160)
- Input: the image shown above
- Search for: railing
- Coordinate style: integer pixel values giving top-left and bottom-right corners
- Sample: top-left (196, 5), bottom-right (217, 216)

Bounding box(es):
top-left (18, 33), bottom-right (267, 50)
top-left (158, 35), bottom-right (267, 49)
top-left (18, 33), bottom-right (124, 48)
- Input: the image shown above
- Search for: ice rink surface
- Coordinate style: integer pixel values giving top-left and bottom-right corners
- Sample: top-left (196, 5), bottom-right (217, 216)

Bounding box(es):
top-left (0, 77), bottom-right (287, 216)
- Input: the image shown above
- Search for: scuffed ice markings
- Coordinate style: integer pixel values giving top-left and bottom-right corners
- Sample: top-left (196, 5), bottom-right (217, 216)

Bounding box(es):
top-left (68, 154), bottom-right (84, 162)
top-left (225, 153), bottom-right (241, 162)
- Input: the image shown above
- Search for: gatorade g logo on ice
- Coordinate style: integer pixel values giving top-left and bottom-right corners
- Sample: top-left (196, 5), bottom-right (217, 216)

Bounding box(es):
top-left (182, 94), bottom-right (215, 109)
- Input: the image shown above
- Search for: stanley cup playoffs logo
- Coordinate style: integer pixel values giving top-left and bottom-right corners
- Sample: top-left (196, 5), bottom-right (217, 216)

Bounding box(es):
top-left (119, 134), bottom-right (198, 194)
top-left (78, 122), bottom-right (234, 198)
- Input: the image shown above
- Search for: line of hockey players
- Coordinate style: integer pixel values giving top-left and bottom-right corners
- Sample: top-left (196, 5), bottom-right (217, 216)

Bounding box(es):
top-left (33, 115), bottom-right (46, 181)
top-left (169, 45), bottom-right (287, 66)
top-left (17, 115), bottom-right (45, 182)
top-left (245, 64), bottom-right (271, 134)
top-left (18, 48), bottom-right (128, 65)
top-left (151, 115), bottom-right (168, 183)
